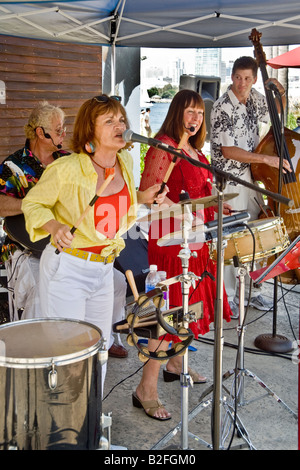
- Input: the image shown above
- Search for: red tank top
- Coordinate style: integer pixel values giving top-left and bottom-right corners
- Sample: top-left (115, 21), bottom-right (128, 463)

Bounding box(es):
top-left (82, 183), bottom-right (130, 254)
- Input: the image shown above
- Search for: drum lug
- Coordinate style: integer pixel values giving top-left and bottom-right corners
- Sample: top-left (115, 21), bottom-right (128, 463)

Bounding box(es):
top-left (98, 349), bottom-right (108, 366)
top-left (98, 346), bottom-right (108, 366)
top-left (98, 412), bottom-right (112, 450)
top-left (48, 360), bottom-right (58, 390)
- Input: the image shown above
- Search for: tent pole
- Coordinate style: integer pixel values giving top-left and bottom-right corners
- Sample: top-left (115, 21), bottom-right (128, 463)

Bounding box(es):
top-left (111, 43), bottom-right (116, 94)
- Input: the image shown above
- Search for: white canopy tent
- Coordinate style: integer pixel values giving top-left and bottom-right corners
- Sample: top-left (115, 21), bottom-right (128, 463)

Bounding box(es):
top-left (1, 0), bottom-right (300, 89)
top-left (0, 0), bottom-right (300, 47)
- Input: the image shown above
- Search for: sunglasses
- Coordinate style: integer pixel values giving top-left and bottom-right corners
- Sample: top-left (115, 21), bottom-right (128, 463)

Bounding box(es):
top-left (93, 95), bottom-right (122, 103)
top-left (37, 126), bottom-right (66, 137)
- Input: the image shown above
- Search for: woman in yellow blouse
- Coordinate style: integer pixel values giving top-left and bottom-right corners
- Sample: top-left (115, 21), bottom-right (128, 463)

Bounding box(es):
top-left (22, 95), bottom-right (166, 387)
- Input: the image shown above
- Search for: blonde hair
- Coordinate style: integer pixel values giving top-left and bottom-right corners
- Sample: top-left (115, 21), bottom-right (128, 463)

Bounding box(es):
top-left (24, 100), bottom-right (65, 139)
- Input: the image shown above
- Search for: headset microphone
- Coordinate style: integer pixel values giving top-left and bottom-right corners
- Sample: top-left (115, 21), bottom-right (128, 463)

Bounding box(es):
top-left (184, 124), bottom-right (195, 132)
top-left (41, 128), bottom-right (62, 149)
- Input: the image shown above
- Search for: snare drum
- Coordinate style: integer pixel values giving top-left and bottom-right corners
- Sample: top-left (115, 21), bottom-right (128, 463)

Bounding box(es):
top-left (0, 318), bottom-right (106, 450)
top-left (211, 217), bottom-right (289, 265)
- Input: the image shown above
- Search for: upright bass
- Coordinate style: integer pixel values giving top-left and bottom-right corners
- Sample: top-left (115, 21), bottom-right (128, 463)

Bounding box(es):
top-left (250, 29), bottom-right (300, 282)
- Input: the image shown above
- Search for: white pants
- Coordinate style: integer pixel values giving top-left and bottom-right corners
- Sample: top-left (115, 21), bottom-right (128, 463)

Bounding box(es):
top-left (221, 168), bottom-right (264, 301)
top-left (39, 244), bottom-right (115, 389)
top-left (20, 253), bottom-right (126, 339)
top-left (112, 268), bottom-right (127, 346)
top-left (5, 250), bottom-right (40, 321)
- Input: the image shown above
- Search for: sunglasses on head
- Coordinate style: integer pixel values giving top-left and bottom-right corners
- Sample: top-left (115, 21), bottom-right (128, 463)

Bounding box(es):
top-left (93, 95), bottom-right (122, 103)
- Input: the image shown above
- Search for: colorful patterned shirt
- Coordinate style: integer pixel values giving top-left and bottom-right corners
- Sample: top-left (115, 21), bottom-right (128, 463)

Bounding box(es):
top-left (0, 139), bottom-right (69, 198)
top-left (210, 86), bottom-right (270, 185)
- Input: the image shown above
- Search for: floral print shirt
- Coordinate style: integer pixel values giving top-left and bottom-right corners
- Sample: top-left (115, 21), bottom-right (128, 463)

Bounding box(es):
top-left (0, 139), bottom-right (69, 198)
top-left (210, 86), bottom-right (270, 186)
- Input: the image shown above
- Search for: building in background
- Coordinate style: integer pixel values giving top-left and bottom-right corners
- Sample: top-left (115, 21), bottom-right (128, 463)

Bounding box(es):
top-left (195, 48), bottom-right (226, 82)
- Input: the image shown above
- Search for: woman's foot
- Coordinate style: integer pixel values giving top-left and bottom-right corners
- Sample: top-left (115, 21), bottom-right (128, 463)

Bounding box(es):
top-left (164, 357), bottom-right (207, 384)
top-left (134, 386), bottom-right (171, 420)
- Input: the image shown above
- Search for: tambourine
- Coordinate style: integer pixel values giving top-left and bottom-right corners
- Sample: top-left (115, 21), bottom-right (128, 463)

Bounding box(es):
top-left (113, 287), bottom-right (196, 363)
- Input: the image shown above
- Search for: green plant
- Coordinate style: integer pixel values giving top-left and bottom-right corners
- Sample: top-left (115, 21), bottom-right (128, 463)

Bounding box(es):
top-left (287, 112), bottom-right (297, 130)
top-left (140, 143), bottom-right (149, 175)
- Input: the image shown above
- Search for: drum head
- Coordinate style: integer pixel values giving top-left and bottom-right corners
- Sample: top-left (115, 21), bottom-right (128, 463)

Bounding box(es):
top-left (247, 217), bottom-right (277, 230)
top-left (0, 318), bottom-right (103, 368)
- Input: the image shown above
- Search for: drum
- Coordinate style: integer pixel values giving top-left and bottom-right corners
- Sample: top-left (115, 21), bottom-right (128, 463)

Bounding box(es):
top-left (210, 217), bottom-right (290, 265)
top-left (0, 318), bottom-right (106, 450)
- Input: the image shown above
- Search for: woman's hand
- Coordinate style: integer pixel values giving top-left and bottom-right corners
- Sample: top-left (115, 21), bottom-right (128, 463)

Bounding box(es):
top-left (137, 183), bottom-right (169, 206)
top-left (214, 202), bottom-right (232, 215)
top-left (42, 219), bottom-right (74, 252)
top-left (222, 202), bottom-right (232, 215)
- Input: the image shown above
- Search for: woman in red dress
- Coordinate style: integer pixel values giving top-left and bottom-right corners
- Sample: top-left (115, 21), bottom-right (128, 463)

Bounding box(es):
top-left (133, 90), bottom-right (232, 420)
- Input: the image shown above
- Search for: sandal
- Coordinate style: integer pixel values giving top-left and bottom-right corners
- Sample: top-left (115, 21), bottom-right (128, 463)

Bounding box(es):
top-left (132, 392), bottom-right (171, 421)
top-left (163, 367), bottom-right (207, 384)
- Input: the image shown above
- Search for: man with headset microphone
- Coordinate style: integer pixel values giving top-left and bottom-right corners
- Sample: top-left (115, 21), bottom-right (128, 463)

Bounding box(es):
top-left (0, 100), bottom-right (67, 219)
top-left (0, 101), bottom-right (69, 320)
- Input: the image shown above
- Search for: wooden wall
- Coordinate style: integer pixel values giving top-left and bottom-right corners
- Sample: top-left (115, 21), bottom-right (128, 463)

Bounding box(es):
top-left (0, 35), bottom-right (102, 162)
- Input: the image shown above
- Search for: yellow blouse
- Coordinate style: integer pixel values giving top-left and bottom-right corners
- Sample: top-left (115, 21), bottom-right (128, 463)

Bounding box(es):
top-left (22, 150), bottom-right (137, 257)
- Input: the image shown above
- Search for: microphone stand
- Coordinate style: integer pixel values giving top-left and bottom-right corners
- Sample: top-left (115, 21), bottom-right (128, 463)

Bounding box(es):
top-left (254, 92), bottom-right (293, 353)
top-left (211, 174), bottom-right (226, 450)
top-left (142, 142), bottom-right (293, 450)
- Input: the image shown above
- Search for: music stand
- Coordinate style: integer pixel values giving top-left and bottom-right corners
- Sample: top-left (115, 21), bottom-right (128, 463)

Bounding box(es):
top-left (250, 235), bottom-right (300, 285)
top-left (251, 235), bottom-right (300, 353)
top-left (257, 92), bottom-right (296, 353)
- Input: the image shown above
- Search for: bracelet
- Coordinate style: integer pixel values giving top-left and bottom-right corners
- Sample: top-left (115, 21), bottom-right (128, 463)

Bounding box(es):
top-left (280, 91), bottom-right (286, 97)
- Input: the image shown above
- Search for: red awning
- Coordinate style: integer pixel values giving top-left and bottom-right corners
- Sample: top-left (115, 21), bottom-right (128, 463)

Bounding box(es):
top-left (267, 46), bottom-right (300, 69)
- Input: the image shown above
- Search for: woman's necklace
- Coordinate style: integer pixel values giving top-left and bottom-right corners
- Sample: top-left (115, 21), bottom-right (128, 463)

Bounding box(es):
top-left (90, 156), bottom-right (117, 179)
top-left (184, 143), bottom-right (197, 158)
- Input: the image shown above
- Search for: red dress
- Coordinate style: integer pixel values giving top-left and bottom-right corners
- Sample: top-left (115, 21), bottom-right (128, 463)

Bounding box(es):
top-left (139, 135), bottom-right (232, 341)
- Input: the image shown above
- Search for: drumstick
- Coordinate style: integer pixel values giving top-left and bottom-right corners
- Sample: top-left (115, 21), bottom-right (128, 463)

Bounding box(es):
top-left (125, 269), bottom-right (139, 301)
top-left (130, 306), bottom-right (179, 325)
top-left (115, 320), bottom-right (159, 331)
top-left (155, 131), bottom-right (190, 196)
top-left (55, 170), bottom-right (115, 254)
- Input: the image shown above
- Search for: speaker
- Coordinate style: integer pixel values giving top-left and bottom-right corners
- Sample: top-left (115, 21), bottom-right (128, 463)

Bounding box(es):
top-left (179, 75), bottom-right (221, 141)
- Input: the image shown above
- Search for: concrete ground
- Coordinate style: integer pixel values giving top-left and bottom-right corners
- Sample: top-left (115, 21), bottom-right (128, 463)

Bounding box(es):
top-left (0, 264), bottom-right (298, 452)
top-left (103, 278), bottom-right (299, 451)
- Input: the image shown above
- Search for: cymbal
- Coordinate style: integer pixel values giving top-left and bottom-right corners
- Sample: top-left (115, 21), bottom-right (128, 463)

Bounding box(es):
top-left (157, 225), bottom-right (206, 247)
top-left (137, 204), bottom-right (185, 222)
top-left (137, 193), bottom-right (238, 223)
top-left (178, 193), bottom-right (238, 211)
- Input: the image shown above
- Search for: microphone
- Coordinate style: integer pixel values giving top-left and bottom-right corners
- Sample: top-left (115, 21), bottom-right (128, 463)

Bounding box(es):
top-left (123, 129), bottom-right (176, 151)
top-left (184, 124), bottom-right (195, 132)
top-left (41, 127), bottom-right (62, 149)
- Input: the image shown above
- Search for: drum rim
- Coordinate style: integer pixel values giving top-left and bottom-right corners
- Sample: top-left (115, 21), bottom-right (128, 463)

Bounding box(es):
top-left (224, 216), bottom-right (281, 238)
top-left (0, 318), bottom-right (104, 368)
top-left (211, 216), bottom-right (289, 264)
top-left (247, 216), bottom-right (280, 229)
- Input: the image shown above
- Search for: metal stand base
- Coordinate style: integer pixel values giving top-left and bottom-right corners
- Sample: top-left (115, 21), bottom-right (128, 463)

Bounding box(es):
top-left (254, 333), bottom-right (293, 353)
top-left (151, 390), bottom-right (255, 450)
top-left (221, 368), bottom-right (297, 418)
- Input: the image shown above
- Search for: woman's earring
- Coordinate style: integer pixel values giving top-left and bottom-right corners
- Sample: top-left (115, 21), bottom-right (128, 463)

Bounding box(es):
top-left (86, 142), bottom-right (95, 153)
